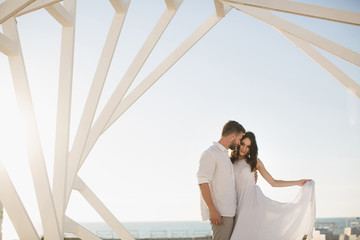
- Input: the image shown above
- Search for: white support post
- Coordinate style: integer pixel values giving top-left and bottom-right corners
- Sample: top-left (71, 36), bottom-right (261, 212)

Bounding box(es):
top-left (74, 176), bottom-right (135, 240)
top-left (103, 8), bottom-right (231, 133)
top-left (110, 0), bottom-right (130, 14)
top-left (214, 0), bottom-right (230, 18)
top-left (0, 0), bottom-right (35, 24)
top-left (2, 18), bottom-right (62, 240)
top-left (64, 216), bottom-right (101, 240)
top-left (73, 0), bottom-right (185, 171)
top-left (45, 3), bottom-right (74, 27)
top-left (0, 161), bottom-right (39, 240)
top-left (223, 2), bottom-right (360, 67)
top-left (51, 0), bottom-right (76, 238)
top-left (16, 0), bottom-right (63, 17)
top-left (0, 33), bottom-right (18, 56)
top-left (165, 0), bottom-right (183, 11)
top-left (0, 201), bottom-right (2, 240)
top-left (222, 0), bottom-right (360, 26)
top-left (278, 30), bottom-right (360, 98)
top-left (64, 0), bottom-right (130, 206)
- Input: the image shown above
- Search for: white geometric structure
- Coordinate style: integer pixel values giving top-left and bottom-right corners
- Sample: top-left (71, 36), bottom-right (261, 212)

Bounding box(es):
top-left (0, 0), bottom-right (359, 239)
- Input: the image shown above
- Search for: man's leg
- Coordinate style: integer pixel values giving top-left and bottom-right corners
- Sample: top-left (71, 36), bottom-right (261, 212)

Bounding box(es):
top-left (211, 216), bottom-right (234, 240)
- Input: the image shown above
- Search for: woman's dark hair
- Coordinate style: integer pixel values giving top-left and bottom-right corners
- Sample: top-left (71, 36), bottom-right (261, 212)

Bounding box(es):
top-left (230, 132), bottom-right (258, 172)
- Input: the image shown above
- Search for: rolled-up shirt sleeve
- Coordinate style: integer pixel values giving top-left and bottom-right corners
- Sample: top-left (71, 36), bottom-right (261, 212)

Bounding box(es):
top-left (197, 151), bottom-right (216, 185)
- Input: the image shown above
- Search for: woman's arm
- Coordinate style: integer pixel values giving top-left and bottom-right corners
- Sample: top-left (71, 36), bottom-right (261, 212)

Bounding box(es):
top-left (256, 158), bottom-right (310, 187)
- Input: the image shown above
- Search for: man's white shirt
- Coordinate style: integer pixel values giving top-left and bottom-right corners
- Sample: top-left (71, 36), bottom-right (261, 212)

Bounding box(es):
top-left (197, 142), bottom-right (236, 221)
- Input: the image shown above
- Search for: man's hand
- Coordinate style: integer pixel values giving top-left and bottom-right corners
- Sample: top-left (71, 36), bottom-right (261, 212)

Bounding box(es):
top-left (209, 208), bottom-right (222, 225)
top-left (254, 170), bottom-right (258, 183)
top-left (199, 183), bottom-right (222, 225)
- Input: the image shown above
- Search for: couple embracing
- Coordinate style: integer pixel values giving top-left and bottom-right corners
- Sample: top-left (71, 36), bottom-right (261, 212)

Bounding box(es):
top-left (197, 120), bottom-right (316, 240)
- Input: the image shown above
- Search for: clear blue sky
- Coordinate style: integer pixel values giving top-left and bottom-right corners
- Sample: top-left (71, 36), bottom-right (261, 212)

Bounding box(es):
top-left (1, 0), bottom-right (359, 238)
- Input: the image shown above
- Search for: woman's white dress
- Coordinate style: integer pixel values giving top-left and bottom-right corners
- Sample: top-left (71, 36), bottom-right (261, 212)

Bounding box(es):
top-left (230, 160), bottom-right (316, 240)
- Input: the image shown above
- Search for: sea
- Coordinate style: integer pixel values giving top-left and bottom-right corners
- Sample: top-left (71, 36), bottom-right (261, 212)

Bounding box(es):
top-left (63, 218), bottom-right (360, 239)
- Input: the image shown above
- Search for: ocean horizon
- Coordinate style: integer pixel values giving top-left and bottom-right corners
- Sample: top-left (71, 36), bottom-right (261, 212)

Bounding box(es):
top-left (64, 217), bottom-right (359, 239)
top-left (3, 217), bottom-right (359, 239)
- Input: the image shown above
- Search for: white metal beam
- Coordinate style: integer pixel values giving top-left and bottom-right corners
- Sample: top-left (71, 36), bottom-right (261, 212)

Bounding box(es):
top-left (278, 30), bottom-right (360, 98)
top-left (85, 3), bottom-right (184, 159)
top-left (67, 1), bottom-right (184, 195)
top-left (0, 33), bottom-right (18, 56)
top-left (16, 0), bottom-right (63, 17)
top-left (51, 0), bottom-right (76, 238)
top-left (223, 0), bottom-right (360, 26)
top-left (64, 216), bottom-right (101, 240)
top-left (101, 9), bottom-right (230, 136)
top-left (2, 17), bottom-right (62, 240)
top-left (0, 201), bottom-right (2, 240)
top-left (0, 161), bottom-right (39, 240)
top-left (110, 0), bottom-right (130, 14)
top-left (74, 176), bottom-right (135, 240)
top-left (165, 0), bottom-right (183, 11)
top-left (224, 2), bottom-right (360, 67)
top-left (214, 0), bottom-right (232, 18)
top-left (0, 0), bottom-right (35, 24)
top-left (45, 2), bottom-right (74, 27)
top-left (64, 2), bottom-right (130, 206)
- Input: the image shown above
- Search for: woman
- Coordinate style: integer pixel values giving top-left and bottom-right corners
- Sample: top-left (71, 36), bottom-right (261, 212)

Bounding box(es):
top-left (230, 132), bottom-right (316, 240)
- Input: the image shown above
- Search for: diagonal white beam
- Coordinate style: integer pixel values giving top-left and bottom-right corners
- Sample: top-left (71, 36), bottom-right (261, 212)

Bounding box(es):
top-left (0, 0), bottom-right (35, 24)
top-left (0, 33), bottom-right (18, 56)
top-left (64, 1), bottom-right (130, 206)
top-left (45, 2), bottom-right (74, 27)
top-left (16, 0), bottom-right (63, 17)
top-left (224, 2), bottom-right (360, 67)
top-left (51, 0), bottom-right (76, 238)
top-left (74, 176), bottom-right (135, 240)
top-left (2, 18), bottom-right (62, 240)
top-left (0, 161), bottom-right (40, 240)
top-left (101, 7), bottom-right (231, 147)
top-left (64, 216), bottom-right (101, 240)
top-left (87, 1), bottom-right (184, 146)
top-left (66, 0), bottom-right (183, 201)
top-left (278, 30), bottom-right (360, 98)
top-left (223, 0), bottom-right (360, 26)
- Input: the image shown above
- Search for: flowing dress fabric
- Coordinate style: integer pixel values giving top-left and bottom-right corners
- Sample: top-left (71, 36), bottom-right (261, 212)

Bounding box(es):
top-left (230, 160), bottom-right (316, 240)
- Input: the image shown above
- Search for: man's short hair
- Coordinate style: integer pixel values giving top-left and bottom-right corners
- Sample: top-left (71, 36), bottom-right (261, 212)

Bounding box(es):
top-left (221, 120), bottom-right (246, 137)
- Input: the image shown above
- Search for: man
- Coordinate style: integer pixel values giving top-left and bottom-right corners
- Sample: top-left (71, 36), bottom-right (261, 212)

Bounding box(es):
top-left (197, 120), bottom-right (245, 240)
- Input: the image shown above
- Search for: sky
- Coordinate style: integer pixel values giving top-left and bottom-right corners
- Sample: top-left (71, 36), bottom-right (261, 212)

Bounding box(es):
top-left (0, 0), bottom-right (360, 238)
